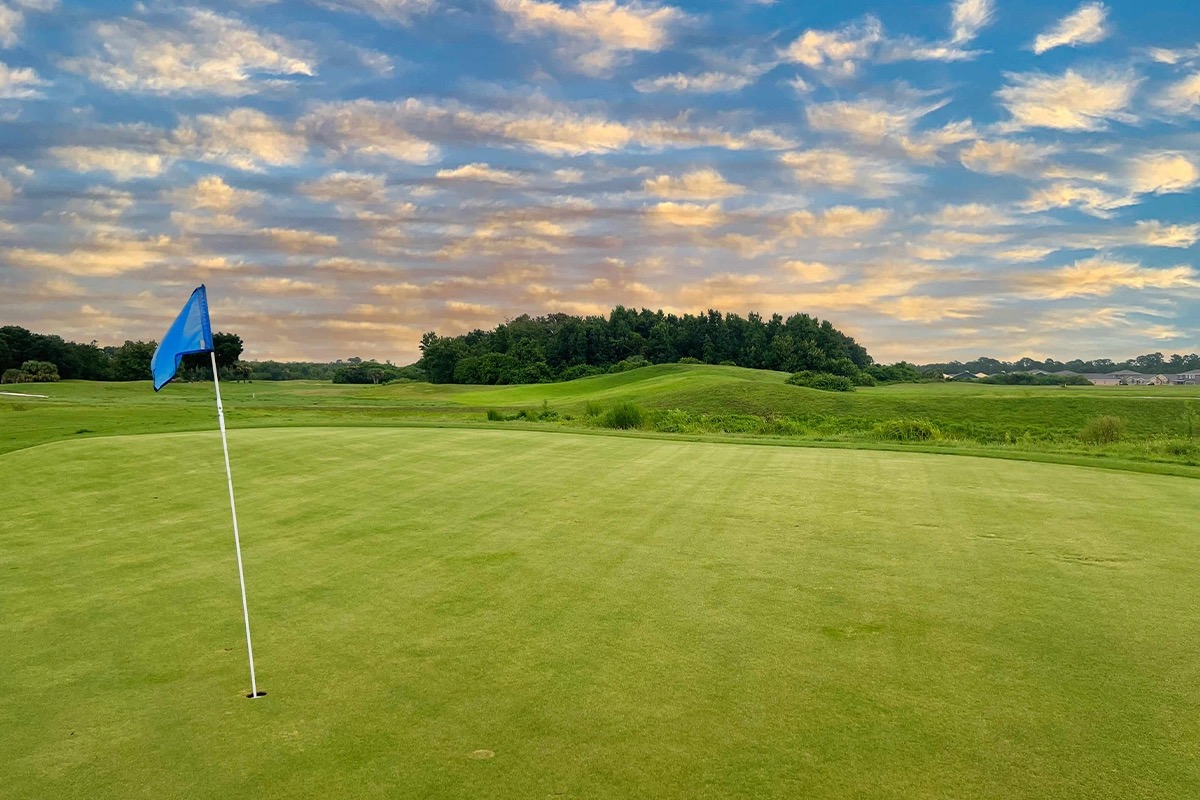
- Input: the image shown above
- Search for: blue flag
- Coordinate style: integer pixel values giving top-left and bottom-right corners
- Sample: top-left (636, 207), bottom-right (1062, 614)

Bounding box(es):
top-left (151, 285), bottom-right (213, 391)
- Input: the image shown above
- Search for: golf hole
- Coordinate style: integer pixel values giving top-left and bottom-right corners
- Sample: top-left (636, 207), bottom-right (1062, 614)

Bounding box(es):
top-left (246, 691), bottom-right (267, 699)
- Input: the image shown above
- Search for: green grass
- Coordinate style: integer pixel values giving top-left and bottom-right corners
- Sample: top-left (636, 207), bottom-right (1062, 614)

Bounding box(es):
top-left (6, 366), bottom-right (1200, 474)
top-left (3, 427), bottom-right (1200, 798)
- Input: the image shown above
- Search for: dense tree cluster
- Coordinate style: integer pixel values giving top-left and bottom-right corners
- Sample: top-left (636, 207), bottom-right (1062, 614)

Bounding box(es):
top-left (418, 307), bottom-right (873, 385)
top-left (921, 353), bottom-right (1200, 376)
top-left (331, 362), bottom-right (426, 384)
top-left (0, 325), bottom-right (244, 382)
top-left (980, 373), bottom-right (1093, 386)
top-left (245, 360), bottom-right (341, 381)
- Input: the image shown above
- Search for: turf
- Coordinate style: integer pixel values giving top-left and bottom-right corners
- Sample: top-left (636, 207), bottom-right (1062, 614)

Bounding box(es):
top-left (5, 366), bottom-right (1200, 474)
top-left (3, 427), bottom-right (1200, 798)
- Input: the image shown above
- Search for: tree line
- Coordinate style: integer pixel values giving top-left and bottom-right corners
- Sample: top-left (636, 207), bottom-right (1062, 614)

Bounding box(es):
top-left (0, 325), bottom-right (244, 382)
top-left (417, 306), bottom-right (873, 385)
top-left (921, 353), bottom-right (1200, 376)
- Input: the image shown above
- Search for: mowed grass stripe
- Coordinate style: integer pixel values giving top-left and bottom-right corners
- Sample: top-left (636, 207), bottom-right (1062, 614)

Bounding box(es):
top-left (2, 428), bottom-right (1199, 798)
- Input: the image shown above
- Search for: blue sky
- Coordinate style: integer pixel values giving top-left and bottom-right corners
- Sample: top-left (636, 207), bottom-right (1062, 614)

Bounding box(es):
top-left (0, 0), bottom-right (1197, 364)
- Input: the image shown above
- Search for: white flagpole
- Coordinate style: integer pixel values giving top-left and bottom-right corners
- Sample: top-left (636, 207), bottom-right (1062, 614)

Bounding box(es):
top-left (210, 351), bottom-right (260, 699)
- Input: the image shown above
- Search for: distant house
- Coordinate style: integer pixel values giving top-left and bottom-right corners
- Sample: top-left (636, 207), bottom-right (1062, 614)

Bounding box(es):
top-left (1172, 372), bottom-right (1200, 385)
top-left (945, 371), bottom-right (976, 381)
top-left (1081, 371), bottom-right (1173, 386)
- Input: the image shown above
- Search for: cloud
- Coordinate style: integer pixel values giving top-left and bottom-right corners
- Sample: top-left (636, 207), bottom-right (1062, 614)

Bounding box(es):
top-left (300, 99), bottom-right (440, 163)
top-left (996, 69), bottom-right (1139, 131)
top-left (643, 168), bottom-right (744, 199)
top-left (634, 70), bottom-right (759, 93)
top-left (300, 171), bottom-right (389, 204)
top-left (803, 96), bottom-right (974, 162)
top-left (1019, 182), bottom-right (1132, 218)
top-left (0, 61), bottom-right (44, 98)
top-left (49, 146), bottom-right (169, 180)
top-left (646, 201), bottom-right (726, 227)
top-left (497, 0), bottom-right (686, 76)
top-left (5, 229), bottom-right (178, 276)
top-left (891, 295), bottom-right (989, 323)
top-left (1133, 221), bottom-right (1200, 248)
top-left (259, 227), bottom-right (339, 252)
top-left (302, 97), bottom-right (790, 159)
top-left (167, 175), bottom-right (263, 230)
top-left (923, 203), bottom-right (1013, 228)
top-left (61, 187), bottom-right (134, 223)
top-left (806, 97), bottom-right (941, 143)
top-left (950, 0), bottom-right (994, 45)
top-left (170, 175), bottom-right (262, 214)
top-left (1126, 151), bottom-right (1200, 195)
top-left (781, 260), bottom-right (841, 281)
top-left (0, 1), bottom-right (51, 48)
top-left (959, 138), bottom-right (1054, 175)
top-left (1147, 46), bottom-right (1200, 66)
top-left (1153, 73), bottom-right (1200, 117)
top-left (780, 148), bottom-right (916, 196)
top-left (62, 9), bottom-right (314, 96)
top-left (783, 16), bottom-right (883, 77)
top-left (1032, 2), bottom-right (1109, 55)
top-left (883, 0), bottom-right (995, 63)
top-left (314, 0), bottom-right (434, 24)
top-left (0, 4), bottom-right (20, 48)
top-left (436, 162), bottom-right (526, 184)
top-left (994, 245), bottom-right (1060, 262)
top-left (1019, 257), bottom-right (1199, 299)
top-left (179, 108), bottom-right (308, 171)
top-left (787, 205), bottom-right (890, 237)
top-left (242, 277), bottom-right (332, 296)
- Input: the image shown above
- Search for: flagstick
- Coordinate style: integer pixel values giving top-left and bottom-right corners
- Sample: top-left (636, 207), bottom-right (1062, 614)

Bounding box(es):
top-left (211, 351), bottom-right (260, 699)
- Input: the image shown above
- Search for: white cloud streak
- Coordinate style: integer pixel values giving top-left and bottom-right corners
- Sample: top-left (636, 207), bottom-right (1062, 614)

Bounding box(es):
top-left (1032, 2), bottom-right (1109, 55)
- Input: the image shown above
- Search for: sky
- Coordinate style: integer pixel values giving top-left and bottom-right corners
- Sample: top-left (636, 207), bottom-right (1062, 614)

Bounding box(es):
top-left (0, 0), bottom-right (1197, 365)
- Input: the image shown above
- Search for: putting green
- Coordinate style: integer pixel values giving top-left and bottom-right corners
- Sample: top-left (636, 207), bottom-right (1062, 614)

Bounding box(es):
top-left (2, 428), bottom-right (1199, 798)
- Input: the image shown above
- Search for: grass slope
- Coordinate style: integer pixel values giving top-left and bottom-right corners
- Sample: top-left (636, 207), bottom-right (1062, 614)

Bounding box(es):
top-left (3, 428), bottom-right (1200, 798)
top-left (5, 365), bottom-right (1200, 473)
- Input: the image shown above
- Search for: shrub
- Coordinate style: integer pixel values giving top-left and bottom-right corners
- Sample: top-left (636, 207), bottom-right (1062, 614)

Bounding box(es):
top-left (601, 402), bottom-right (645, 429)
top-left (787, 371), bottom-right (854, 392)
top-left (609, 355), bottom-right (651, 373)
top-left (873, 418), bottom-right (942, 442)
top-left (559, 364), bottom-right (604, 382)
top-left (2, 361), bottom-right (59, 383)
top-left (486, 409), bottom-right (506, 421)
top-left (678, 356), bottom-right (703, 364)
top-left (1080, 415), bottom-right (1125, 445)
top-left (851, 372), bottom-right (877, 387)
top-left (584, 400), bottom-right (604, 417)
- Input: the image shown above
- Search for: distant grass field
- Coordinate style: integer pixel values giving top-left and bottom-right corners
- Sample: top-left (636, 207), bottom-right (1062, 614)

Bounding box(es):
top-left (5, 365), bottom-right (1200, 475)
top-left (4, 427), bottom-right (1200, 798)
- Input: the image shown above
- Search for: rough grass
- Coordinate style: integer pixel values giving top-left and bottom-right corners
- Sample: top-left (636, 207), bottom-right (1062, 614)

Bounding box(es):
top-left (4, 428), bottom-right (1200, 798)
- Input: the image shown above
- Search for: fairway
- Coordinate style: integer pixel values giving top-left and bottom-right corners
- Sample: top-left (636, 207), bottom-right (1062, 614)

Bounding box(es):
top-left (3, 428), bottom-right (1200, 798)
